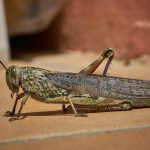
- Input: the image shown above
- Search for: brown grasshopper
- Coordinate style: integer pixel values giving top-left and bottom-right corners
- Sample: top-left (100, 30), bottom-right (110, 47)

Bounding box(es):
top-left (0, 48), bottom-right (150, 121)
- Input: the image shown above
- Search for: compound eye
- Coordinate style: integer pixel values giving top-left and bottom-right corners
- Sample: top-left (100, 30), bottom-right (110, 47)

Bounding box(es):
top-left (11, 68), bottom-right (16, 77)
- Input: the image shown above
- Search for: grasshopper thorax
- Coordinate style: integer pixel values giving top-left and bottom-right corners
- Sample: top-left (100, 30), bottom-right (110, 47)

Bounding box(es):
top-left (6, 66), bottom-right (21, 93)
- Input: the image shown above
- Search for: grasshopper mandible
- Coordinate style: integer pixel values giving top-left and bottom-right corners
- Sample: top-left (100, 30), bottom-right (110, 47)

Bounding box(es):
top-left (0, 48), bottom-right (150, 121)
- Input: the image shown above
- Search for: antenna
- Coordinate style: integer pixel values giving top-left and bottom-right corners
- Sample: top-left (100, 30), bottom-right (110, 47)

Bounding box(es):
top-left (0, 60), bottom-right (7, 70)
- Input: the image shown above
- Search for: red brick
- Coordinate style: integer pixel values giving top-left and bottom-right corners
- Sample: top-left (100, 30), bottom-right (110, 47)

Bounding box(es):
top-left (53, 0), bottom-right (150, 59)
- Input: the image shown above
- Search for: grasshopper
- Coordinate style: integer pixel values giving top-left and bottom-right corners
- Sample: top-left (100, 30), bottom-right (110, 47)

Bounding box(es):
top-left (0, 48), bottom-right (150, 121)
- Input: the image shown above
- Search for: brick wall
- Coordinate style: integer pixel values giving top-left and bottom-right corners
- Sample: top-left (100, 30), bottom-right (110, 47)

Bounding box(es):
top-left (52, 0), bottom-right (150, 59)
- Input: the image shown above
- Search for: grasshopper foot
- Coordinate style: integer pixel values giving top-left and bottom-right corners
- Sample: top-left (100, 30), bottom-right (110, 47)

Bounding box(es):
top-left (67, 105), bottom-right (88, 117)
top-left (9, 116), bottom-right (25, 121)
top-left (75, 113), bottom-right (88, 117)
top-left (4, 111), bottom-right (14, 116)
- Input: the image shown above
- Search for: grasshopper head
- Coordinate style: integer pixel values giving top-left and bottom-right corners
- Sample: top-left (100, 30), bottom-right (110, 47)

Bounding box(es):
top-left (6, 66), bottom-right (21, 93)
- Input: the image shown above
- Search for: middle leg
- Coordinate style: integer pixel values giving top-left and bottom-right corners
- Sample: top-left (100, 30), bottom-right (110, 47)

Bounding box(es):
top-left (67, 96), bottom-right (87, 117)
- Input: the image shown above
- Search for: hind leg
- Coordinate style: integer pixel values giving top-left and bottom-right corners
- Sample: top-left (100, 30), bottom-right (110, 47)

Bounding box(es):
top-left (79, 48), bottom-right (114, 76)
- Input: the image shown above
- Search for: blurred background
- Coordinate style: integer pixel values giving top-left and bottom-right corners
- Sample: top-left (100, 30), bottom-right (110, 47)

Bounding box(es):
top-left (0, 0), bottom-right (150, 63)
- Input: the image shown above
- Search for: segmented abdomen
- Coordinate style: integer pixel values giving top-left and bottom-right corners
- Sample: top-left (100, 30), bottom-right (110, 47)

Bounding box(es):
top-left (46, 72), bottom-right (150, 99)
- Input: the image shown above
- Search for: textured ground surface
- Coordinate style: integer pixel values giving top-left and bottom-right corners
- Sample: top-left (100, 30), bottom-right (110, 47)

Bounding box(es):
top-left (0, 52), bottom-right (150, 149)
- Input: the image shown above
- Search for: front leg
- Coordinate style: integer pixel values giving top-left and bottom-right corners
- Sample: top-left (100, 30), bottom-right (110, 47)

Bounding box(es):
top-left (9, 93), bottom-right (30, 121)
top-left (4, 92), bottom-right (24, 116)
